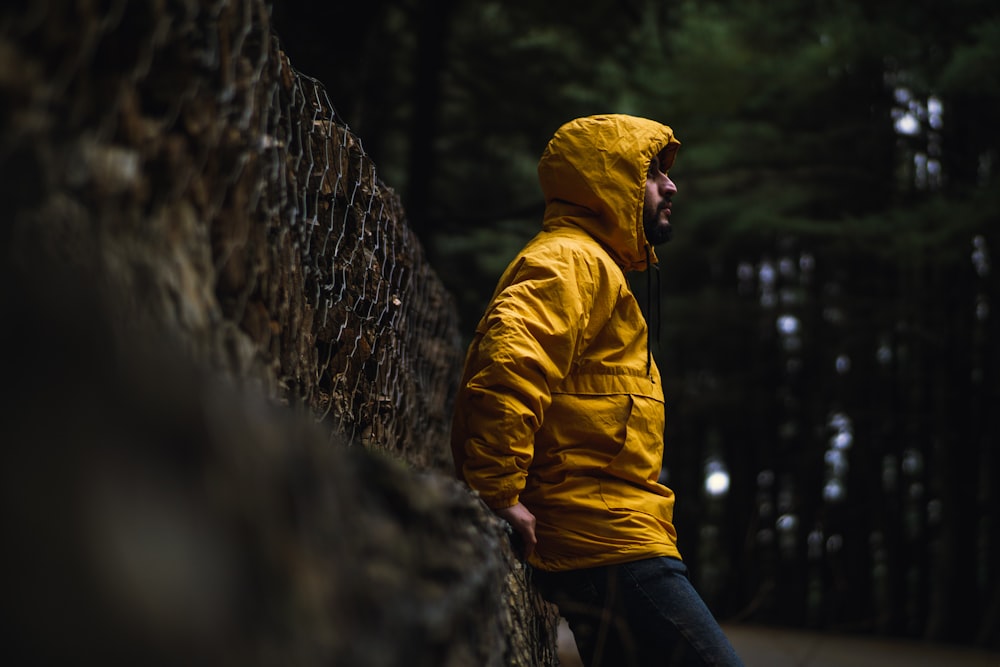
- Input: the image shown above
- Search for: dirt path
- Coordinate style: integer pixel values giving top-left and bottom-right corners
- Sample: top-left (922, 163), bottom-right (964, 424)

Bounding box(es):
top-left (556, 620), bottom-right (1000, 666)
top-left (723, 624), bottom-right (999, 667)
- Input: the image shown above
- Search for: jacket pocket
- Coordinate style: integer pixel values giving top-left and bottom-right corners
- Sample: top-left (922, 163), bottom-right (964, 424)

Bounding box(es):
top-left (601, 394), bottom-right (665, 484)
top-left (599, 393), bottom-right (673, 521)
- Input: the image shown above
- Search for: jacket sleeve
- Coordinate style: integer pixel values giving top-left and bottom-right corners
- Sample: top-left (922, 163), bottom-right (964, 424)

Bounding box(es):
top-left (455, 245), bottom-right (595, 509)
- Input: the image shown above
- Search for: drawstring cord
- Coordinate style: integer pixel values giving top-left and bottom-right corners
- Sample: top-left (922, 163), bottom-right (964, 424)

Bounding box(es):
top-left (645, 245), bottom-right (660, 377)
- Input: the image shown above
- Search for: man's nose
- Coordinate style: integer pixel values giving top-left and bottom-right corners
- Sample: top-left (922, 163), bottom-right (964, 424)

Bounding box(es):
top-left (662, 175), bottom-right (677, 195)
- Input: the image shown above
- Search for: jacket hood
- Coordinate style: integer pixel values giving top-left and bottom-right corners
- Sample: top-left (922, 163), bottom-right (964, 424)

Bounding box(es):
top-left (537, 114), bottom-right (679, 272)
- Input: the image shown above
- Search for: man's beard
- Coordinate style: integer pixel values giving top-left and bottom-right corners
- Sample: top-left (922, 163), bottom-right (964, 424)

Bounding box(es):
top-left (643, 203), bottom-right (673, 245)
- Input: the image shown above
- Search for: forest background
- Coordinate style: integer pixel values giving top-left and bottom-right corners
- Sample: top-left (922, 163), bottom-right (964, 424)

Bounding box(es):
top-left (270, 0), bottom-right (1000, 651)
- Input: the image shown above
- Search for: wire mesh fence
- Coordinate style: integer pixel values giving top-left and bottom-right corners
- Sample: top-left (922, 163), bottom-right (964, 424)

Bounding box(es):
top-left (1, 0), bottom-right (463, 470)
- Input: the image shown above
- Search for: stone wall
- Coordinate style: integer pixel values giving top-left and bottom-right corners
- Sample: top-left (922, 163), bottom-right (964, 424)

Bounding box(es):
top-left (0, 1), bottom-right (559, 664)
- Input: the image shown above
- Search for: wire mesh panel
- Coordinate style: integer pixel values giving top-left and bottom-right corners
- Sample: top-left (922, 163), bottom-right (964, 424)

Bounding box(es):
top-left (0, 0), bottom-right (462, 470)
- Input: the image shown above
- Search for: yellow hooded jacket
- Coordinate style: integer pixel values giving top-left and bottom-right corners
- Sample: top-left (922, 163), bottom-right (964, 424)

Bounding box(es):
top-left (451, 115), bottom-right (682, 571)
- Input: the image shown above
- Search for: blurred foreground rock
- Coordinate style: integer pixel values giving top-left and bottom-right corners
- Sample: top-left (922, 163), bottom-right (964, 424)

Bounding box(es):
top-left (0, 240), bottom-right (557, 667)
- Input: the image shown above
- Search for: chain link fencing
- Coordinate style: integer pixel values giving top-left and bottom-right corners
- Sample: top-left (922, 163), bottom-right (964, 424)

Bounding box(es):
top-left (1, 0), bottom-right (461, 470)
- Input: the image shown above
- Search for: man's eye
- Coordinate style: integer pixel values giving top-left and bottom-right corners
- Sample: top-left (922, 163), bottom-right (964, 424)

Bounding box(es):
top-left (647, 158), bottom-right (660, 177)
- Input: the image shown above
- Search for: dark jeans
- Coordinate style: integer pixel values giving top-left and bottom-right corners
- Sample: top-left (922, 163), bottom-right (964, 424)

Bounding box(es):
top-left (531, 557), bottom-right (744, 667)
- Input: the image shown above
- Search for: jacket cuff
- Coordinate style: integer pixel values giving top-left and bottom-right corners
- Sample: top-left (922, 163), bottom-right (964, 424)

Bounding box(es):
top-left (483, 493), bottom-right (520, 510)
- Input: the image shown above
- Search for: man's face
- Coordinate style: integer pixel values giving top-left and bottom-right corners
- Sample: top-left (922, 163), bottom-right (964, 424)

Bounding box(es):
top-left (642, 150), bottom-right (678, 245)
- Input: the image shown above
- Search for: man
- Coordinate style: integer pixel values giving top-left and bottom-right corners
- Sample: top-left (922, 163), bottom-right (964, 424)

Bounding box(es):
top-left (450, 114), bottom-right (743, 666)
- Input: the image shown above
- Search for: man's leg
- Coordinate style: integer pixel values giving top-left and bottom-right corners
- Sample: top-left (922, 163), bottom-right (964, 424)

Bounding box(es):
top-left (614, 556), bottom-right (744, 666)
top-left (532, 558), bottom-right (743, 667)
top-left (532, 566), bottom-right (639, 667)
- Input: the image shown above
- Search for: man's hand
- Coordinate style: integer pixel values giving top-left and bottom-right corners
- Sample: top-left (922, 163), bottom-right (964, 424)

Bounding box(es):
top-left (495, 502), bottom-right (537, 560)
